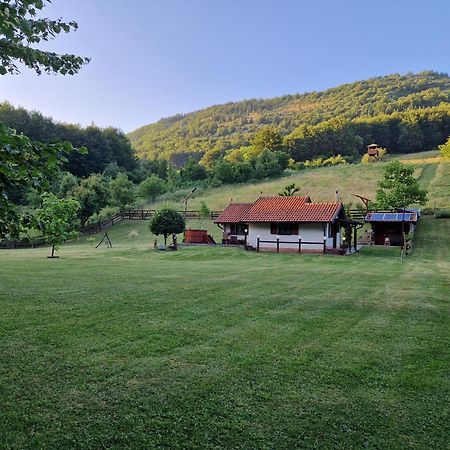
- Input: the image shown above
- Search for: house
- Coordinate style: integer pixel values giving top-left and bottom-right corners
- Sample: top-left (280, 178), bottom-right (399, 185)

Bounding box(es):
top-left (365, 210), bottom-right (419, 246)
top-left (214, 203), bottom-right (253, 244)
top-left (215, 196), bottom-right (360, 253)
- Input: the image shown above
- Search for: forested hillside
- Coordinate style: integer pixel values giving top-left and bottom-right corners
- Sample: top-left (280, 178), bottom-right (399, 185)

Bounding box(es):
top-left (128, 71), bottom-right (450, 162)
top-left (0, 102), bottom-right (137, 177)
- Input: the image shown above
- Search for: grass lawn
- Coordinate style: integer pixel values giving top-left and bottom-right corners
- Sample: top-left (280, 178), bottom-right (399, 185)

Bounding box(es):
top-left (0, 216), bottom-right (449, 449)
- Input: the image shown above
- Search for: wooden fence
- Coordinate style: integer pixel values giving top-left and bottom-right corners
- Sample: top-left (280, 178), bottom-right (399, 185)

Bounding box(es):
top-left (80, 209), bottom-right (222, 235)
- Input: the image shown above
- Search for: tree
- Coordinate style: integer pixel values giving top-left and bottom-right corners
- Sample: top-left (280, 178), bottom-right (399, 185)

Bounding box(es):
top-left (438, 136), bottom-right (450, 160)
top-left (254, 149), bottom-right (282, 179)
top-left (149, 208), bottom-right (185, 246)
top-left (70, 174), bottom-right (109, 225)
top-left (279, 183), bottom-right (299, 196)
top-left (57, 172), bottom-right (79, 198)
top-left (251, 126), bottom-right (283, 153)
top-left (212, 159), bottom-right (239, 184)
top-left (180, 157), bottom-right (208, 181)
top-left (109, 173), bottom-right (135, 211)
top-left (0, 123), bottom-right (85, 238)
top-left (375, 160), bottom-right (428, 209)
top-left (35, 193), bottom-right (80, 257)
top-left (0, 0), bottom-right (89, 75)
top-left (139, 174), bottom-right (167, 201)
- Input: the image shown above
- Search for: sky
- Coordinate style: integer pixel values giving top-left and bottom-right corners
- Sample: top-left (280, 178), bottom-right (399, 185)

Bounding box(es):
top-left (1, 0), bottom-right (449, 133)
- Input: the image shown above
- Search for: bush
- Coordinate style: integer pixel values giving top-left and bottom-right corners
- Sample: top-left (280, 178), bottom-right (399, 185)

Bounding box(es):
top-left (139, 174), bottom-right (167, 201)
top-left (438, 136), bottom-right (450, 160)
top-left (86, 206), bottom-right (120, 224)
top-left (304, 154), bottom-right (348, 168)
top-left (435, 209), bottom-right (450, 218)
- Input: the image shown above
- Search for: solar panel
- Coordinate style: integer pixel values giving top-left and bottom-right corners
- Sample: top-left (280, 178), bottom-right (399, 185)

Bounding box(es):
top-left (366, 212), bottom-right (414, 222)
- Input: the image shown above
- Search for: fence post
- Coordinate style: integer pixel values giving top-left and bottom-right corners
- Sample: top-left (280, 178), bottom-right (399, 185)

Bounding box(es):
top-left (298, 236), bottom-right (302, 254)
top-left (257, 236), bottom-right (260, 252)
top-left (276, 236), bottom-right (280, 253)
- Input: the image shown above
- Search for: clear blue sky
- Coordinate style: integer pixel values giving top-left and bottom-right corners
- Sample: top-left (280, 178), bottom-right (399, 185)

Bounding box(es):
top-left (0, 0), bottom-right (449, 132)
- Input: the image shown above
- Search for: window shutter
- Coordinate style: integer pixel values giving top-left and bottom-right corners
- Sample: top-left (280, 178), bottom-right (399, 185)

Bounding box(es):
top-left (291, 223), bottom-right (299, 235)
top-left (270, 223), bottom-right (277, 234)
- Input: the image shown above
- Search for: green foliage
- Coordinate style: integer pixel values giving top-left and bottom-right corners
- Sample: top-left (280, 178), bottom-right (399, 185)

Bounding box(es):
top-left (0, 123), bottom-right (84, 238)
top-left (109, 173), bottom-right (135, 211)
top-left (212, 159), bottom-right (239, 184)
top-left (149, 207), bottom-right (185, 245)
top-left (254, 149), bottom-right (284, 179)
top-left (138, 174), bottom-right (167, 201)
top-left (304, 154), bottom-right (348, 168)
top-left (35, 193), bottom-right (80, 256)
top-left (199, 201), bottom-right (211, 218)
top-left (128, 72), bottom-right (450, 161)
top-left (57, 172), bottom-right (79, 198)
top-left (0, 0), bottom-right (89, 75)
top-left (250, 126), bottom-right (283, 152)
top-left (180, 157), bottom-right (208, 181)
top-left (375, 160), bottom-right (428, 208)
top-left (435, 209), bottom-right (450, 218)
top-left (438, 136), bottom-right (450, 159)
top-left (0, 103), bottom-right (137, 177)
top-left (279, 183), bottom-right (300, 196)
top-left (69, 174), bottom-right (109, 225)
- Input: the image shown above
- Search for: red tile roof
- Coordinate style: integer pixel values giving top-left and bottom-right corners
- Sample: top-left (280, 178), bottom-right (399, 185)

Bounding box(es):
top-left (241, 197), bottom-right (342, 223)
top-left (214, 203), bottom-right (253, 224)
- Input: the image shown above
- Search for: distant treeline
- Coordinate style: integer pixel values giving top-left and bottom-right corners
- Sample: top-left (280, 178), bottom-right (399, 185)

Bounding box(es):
top-left (284, 103), bottom-right (450, 161)
top-left (0, 102), bottom-right (137, 177)
top-left (128, 71), bottom-right (450, 161)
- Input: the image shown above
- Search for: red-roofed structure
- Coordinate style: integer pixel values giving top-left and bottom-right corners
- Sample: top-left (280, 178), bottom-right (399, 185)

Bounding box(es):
top-left (215, 196), bottom-right (360, 253)
top-left (214, 203), bottom-right (253, 224)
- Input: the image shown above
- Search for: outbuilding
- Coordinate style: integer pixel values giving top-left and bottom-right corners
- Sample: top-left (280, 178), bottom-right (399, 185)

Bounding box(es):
top-left (365, 210), bottom-right (419, 246)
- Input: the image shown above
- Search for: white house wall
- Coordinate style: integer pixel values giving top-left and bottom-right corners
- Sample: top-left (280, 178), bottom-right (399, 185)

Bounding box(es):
top-left (247, 223), bottom-right (338, 251)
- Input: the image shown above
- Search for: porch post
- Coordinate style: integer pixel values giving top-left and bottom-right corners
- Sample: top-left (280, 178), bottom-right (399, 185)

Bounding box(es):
top-left (298, 236), bottom-right (302, 254)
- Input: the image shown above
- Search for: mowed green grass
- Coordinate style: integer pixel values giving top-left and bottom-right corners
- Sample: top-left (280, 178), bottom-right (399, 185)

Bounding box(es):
top-left (0, 216), bottom-right (449, 449)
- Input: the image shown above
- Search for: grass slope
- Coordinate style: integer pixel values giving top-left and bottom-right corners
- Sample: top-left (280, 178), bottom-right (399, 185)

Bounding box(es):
top-left (1, 216), bottom-right (449, 449)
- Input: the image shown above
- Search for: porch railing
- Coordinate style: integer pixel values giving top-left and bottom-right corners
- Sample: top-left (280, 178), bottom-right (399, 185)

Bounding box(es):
top-left (256, 236), bottom-right (327, 253)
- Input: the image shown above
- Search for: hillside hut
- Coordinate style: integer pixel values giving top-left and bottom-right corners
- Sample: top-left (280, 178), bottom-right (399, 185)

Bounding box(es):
top-left (366, 143), bottom-right (380, 161)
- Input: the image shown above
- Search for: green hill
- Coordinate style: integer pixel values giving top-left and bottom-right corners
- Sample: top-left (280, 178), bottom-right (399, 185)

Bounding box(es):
top-left (128, 71), bottom-right (450, 161)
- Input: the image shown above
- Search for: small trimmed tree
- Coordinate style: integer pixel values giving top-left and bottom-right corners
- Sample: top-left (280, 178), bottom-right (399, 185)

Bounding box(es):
top-left (36, 193), bottom-right (80, 258)
top-left (375, 160), bottom-right (428, 209)
top-left (149, 208), bottom-right (185, 246)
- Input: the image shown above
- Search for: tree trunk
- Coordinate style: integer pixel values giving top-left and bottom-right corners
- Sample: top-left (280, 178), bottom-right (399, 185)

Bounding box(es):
top-left (164, 234), bottom-right (167, 246)
top-left (51, 243), bottom-right (55, 258)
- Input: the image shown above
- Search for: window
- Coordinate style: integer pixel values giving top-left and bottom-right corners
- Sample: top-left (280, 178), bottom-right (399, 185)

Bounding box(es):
top-left (270, 223), bottom-right (299, 235)
top-left (230, 223), bottom-right (247, 235)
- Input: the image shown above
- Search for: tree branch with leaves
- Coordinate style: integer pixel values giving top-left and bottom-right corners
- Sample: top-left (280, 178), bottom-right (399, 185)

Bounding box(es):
top-left (0, 0), bottom-right (89, 75)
